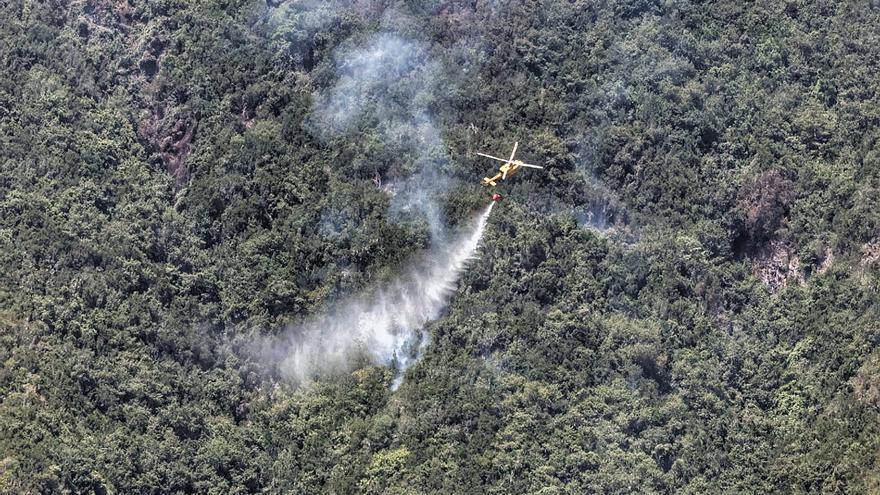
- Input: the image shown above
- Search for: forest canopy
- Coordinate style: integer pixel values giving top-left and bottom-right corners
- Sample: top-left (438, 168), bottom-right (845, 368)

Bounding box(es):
top-left (1, 0), bottom-right (879, 493)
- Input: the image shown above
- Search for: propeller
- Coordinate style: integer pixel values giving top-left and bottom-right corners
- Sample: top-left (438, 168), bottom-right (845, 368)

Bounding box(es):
top-left (476, 152), bottom-right (510, 163)
top-left (502, 142), bottom-right (518, 179)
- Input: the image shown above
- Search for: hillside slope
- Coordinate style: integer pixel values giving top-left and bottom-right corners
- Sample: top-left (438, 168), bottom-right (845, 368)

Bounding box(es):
top-left (1, 1), bottom-right (878, 493)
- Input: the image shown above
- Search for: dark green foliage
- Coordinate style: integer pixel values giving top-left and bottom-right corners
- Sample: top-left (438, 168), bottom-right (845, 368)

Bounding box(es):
top-left (1, 0), bottom-right (879, 493)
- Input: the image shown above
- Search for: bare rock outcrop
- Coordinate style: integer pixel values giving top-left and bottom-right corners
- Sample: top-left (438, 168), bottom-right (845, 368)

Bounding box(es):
top-left (863, 238), bottom-right (880, 266)
top-left (752, 239), bottom-right (804, 293)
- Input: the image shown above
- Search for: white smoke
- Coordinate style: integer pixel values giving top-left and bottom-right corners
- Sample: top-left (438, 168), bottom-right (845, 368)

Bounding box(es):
top-left (258, 203), bottom-right (494, 386)
top-left (309, 33), bottom-right (453, 238)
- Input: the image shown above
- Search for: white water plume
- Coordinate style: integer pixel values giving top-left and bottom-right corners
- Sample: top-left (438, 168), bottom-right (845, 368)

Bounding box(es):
top-left (261, 203), bottom-right (494, 387)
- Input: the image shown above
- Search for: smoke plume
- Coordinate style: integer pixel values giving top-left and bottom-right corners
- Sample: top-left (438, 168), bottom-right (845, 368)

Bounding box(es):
top-left (257, 203), bottom-right (494, 386)
top-left (309, 33), bottom-right (453, 238)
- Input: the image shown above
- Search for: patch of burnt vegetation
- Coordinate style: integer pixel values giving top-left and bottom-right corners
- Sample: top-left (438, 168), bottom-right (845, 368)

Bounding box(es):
top-left (137, 105), bottom-right (198, 188)
top-left (732, 169), bottom-right (797, 257)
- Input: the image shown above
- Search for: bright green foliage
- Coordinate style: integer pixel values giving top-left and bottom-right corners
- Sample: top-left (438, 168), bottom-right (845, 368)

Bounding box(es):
top-left (1, 0), bottom-right (878, 493)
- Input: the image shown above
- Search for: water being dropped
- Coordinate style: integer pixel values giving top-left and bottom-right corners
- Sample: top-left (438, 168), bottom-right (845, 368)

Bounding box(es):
top-left (265, 203), bottom-right (494, 387)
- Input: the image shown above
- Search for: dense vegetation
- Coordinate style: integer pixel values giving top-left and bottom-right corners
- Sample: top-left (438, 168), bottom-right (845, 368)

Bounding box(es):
top-left (2, 0), bottom-right (879, 493)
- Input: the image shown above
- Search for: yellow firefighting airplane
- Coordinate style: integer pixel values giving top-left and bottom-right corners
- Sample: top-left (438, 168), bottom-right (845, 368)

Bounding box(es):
top-left (477, 142), bottom-right (543, 186)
